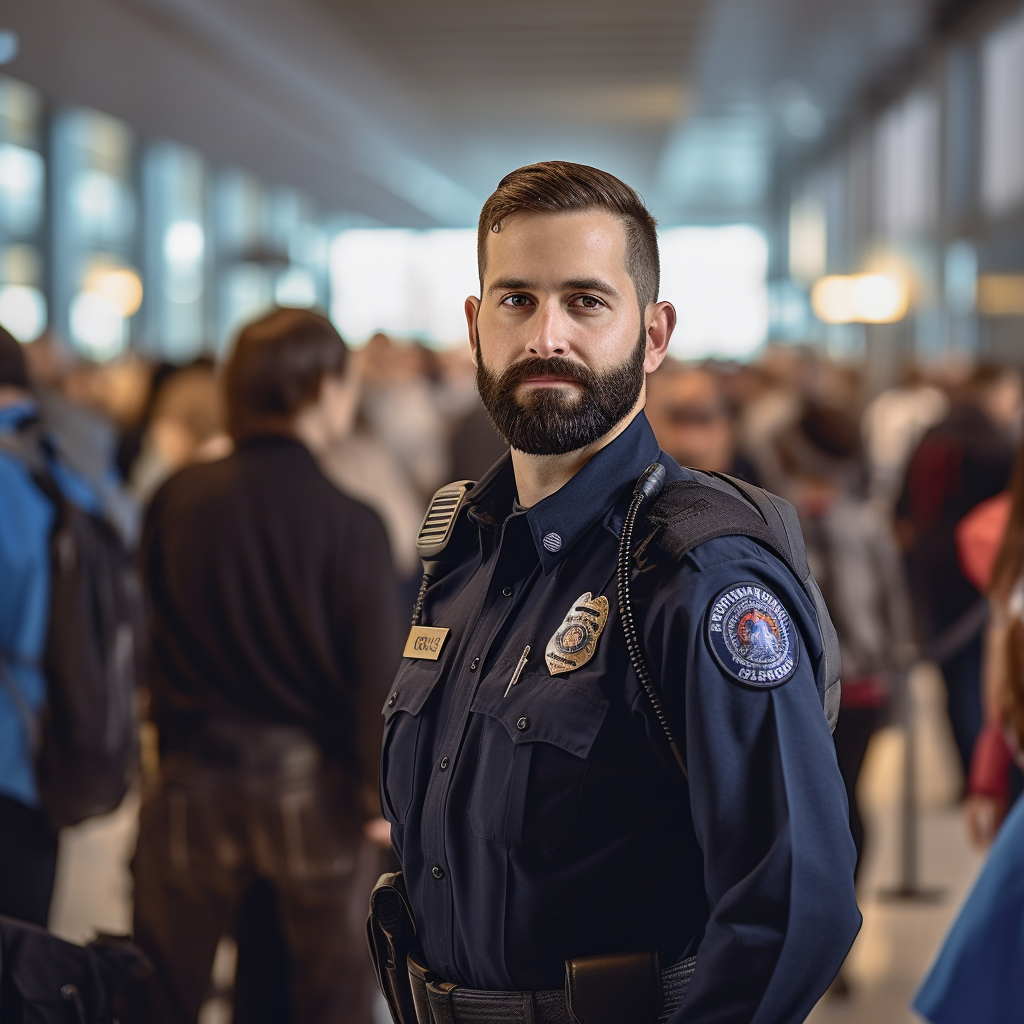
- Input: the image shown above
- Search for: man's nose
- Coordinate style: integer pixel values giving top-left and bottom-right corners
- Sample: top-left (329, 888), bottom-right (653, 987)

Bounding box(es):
top-left (527, 303), bottom-right (568, 358)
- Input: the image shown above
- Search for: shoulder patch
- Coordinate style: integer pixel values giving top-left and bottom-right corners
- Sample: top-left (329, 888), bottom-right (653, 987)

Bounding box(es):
top-left (706, 583), bottom-right (799, 687)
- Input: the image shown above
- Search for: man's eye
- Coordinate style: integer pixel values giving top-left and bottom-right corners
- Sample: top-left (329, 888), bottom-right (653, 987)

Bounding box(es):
top-left (503, 294), bottom-right (531, 307)
top-left (572, 295), bottom-right (603, 309)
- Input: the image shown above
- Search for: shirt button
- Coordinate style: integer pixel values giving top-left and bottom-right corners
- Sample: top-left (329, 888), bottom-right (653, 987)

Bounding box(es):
top-left (502, 586), bottom-right (513, 597)
top-left (387, 692), bottom-right (398, 708)
top-left (470, 657), bottom-right (480, 671)
top-left (431, 865), bottom-right (445, 879)
top-left (439, 756), bottom-right (449, 771)
top-left (516, 716), bottom-right (529, 731)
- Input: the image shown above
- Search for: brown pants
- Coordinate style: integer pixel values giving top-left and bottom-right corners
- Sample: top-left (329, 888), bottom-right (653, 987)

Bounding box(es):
top-left (123, 746), bottom-right (377, 1024)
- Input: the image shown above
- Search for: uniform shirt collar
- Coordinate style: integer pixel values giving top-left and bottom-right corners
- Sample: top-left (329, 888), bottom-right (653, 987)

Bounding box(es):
top-left (467, 411), bottom-right (661, 573)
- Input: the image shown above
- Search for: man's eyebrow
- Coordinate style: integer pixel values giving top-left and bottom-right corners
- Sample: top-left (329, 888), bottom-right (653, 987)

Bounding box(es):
top-left (487, 276), bottom-right (621, 297)
top-left (563, 278), bottom-right (620, 297)
top-left (488, 277), bottom-right (533, 293)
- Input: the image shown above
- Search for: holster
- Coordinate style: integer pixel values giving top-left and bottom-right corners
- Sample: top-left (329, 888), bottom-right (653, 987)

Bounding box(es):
top-left (366, 871), bottom-right (420, 1024)
top-left (564, 950), bottom-right (661, 1024)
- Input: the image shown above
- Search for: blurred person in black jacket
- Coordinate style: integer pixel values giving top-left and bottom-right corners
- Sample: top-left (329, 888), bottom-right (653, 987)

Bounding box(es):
top-left (123, 308), bottom-right (401, 1024)
top-left (897, 365), bottom-right (1022, 781)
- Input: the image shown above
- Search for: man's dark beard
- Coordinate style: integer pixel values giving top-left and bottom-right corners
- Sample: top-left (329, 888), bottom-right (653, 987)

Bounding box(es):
top-left (475, 329), bottom-right (647, 456)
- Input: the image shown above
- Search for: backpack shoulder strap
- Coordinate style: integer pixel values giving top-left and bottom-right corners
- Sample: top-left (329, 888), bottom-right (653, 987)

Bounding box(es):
top-left (646, 471), bottom-right (842, 731)
top-left (646, 477), bottom-right (798, 576)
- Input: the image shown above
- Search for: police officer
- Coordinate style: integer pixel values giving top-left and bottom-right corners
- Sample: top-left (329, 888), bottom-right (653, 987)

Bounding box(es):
top-left (378, 161), bottom-right (860, 1024)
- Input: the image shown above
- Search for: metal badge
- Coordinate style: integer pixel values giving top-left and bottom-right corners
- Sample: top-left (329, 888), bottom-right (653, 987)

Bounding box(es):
top-left (403, 626), bottom-right (450, 660)
top-left (545, 593), bottom-right (609, 675)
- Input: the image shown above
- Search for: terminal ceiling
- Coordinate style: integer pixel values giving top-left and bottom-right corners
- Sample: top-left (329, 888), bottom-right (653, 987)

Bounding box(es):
top-left (8, 0), bottom-right (940, 225)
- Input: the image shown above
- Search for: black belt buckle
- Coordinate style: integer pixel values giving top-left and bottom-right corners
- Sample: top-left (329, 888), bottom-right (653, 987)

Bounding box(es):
top-left (564, 950), bottom-right (660, 1024)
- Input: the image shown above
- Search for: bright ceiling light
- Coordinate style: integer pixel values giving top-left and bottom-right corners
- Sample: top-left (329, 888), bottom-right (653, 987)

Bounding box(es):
top-left (811, 272), bottom-right (908, 324)
top-left (811, 276), bottom-right (856, 324)
top-left (164, 220), bottom-right (205, 265)
top-left (852, 273), bottom-right (908, 323)
top-left (83, 264), bottom-right (144, 318)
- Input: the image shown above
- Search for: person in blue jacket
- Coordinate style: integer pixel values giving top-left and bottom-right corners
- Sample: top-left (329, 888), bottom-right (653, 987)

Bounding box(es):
top-left (378, 162), bottom-right (861, 1024)
top-left (0, 326), bottom-right (98, 926)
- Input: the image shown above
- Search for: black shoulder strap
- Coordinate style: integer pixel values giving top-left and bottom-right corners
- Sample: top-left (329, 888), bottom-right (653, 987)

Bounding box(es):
top-left (646, 472), bottom-right (842, 732)
top-left (646, 478), bottom-right (798, 577)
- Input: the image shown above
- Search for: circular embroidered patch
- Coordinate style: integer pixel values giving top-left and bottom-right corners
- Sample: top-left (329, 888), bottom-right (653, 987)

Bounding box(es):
top-left (706, 583), bottom-right (799, 687)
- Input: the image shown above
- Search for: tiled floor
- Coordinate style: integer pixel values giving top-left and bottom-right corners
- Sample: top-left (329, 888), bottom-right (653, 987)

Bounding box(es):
top-left (47, 664), bottom-right (984, 1023)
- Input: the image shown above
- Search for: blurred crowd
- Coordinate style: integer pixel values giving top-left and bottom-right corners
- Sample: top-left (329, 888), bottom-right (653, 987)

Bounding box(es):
top-left (3, 312), bottom-right (1024, 1020)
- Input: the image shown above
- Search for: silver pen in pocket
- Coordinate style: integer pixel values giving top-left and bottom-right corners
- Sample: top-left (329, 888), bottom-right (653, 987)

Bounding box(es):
top-left (503, 646), bottom-right (530, 697)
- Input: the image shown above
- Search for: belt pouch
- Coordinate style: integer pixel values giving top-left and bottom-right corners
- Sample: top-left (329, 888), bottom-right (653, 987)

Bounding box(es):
top-left (407, 954), bottom-right (435, 1024)
top-left (564, 950), bottom-right (661, 1024)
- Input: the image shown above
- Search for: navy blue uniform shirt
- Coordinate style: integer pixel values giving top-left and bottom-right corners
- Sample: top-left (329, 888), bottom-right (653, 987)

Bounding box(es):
top-left (381, 412), bottom-right (860, 1024)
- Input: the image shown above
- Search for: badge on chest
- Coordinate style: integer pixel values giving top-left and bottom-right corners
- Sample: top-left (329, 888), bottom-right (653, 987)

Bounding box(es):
top-left (545, 592), bottom-right (610, 675)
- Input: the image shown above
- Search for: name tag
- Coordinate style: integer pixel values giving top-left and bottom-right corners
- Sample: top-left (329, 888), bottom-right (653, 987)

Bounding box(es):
top-left (403, 626), bottom-right (450, 660)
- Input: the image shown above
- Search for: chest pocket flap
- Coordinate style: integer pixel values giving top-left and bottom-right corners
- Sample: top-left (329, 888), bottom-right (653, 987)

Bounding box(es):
top-left (469, 677), bottom-right (609, 758)
top-left (383, 658), bottom-right (447, 724)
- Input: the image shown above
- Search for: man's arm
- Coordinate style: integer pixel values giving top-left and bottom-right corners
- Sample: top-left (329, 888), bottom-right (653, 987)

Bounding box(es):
top-left (657, 541), bottom-right (860, 1024)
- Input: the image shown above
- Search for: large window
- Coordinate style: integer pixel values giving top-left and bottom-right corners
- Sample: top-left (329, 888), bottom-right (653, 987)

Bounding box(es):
top-left (142, 142), bottom-right (207, 361)
top-left (329, 225), bottom-right (769, 360)
top-left (52, 108), bottom-right (141, 360)
top-left (874, 91), bottom-right (939, 238)
top-left (213, 174), bottom-right (329, 353)
top-left (330, 228), bottom-right (477, 347)
top-left (0, 75), bottom-right (46, 342)
top-left (981, 10), bottom-right (1024, 215)
top-left (660, 226), bottom-right (768, 360)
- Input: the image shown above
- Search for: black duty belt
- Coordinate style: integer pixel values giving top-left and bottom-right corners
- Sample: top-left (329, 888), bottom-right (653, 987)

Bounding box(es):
top-left (408, 952), bottom-right (697, 1024)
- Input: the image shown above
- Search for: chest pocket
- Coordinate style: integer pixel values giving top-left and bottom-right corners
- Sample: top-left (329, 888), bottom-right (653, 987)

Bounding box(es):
top-left (466, 675), bottom-right (609, 851)
top-left (380, 656), bottom-right (447, 828)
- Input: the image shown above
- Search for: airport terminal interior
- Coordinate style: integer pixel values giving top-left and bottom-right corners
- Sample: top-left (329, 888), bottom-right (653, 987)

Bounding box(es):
top-left (3, 0), bottom-right (1024, 1020)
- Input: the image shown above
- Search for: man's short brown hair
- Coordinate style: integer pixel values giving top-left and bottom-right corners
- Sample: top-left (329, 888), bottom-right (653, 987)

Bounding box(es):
top-left (222, 307), bottom-right (348, 441)
top-left (477, 161), bottom-right (660, 309)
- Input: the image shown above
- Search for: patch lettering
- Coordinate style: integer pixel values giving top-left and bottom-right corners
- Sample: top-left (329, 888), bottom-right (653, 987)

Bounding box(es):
top-left (707, 583), bottom-right (798, 687)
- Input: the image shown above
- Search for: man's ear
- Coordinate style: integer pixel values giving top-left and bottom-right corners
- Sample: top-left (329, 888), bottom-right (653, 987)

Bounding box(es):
top-left (465, 296), bottom-right (481, 367)
top-left (644, 300), bottom-right (676, 374)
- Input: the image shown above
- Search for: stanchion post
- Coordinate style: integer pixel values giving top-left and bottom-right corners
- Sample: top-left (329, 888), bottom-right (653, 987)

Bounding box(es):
top-left (878, 660), bottom-right (945, 903)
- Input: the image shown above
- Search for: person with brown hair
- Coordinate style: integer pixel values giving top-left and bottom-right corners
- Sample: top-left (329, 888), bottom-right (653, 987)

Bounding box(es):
top-left (375, 162), bottom-right (858, 1024)
top-left (124, 308), bottom-right (401, 1024)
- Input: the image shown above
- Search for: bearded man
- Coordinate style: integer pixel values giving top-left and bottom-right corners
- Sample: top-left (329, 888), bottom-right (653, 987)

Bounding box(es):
top-left (374, 161), bottom-right (860, 1024)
